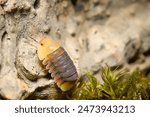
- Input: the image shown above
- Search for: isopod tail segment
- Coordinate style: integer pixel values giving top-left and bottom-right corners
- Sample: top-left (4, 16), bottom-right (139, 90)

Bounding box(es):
top-left (37, 36), bottom-right (78, 91)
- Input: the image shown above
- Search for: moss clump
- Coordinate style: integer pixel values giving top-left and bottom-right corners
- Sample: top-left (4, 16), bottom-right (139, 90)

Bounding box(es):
top-left (70, 72), bottom-right (102, 100)
top-left (69, 66), bottom-right (150, 100)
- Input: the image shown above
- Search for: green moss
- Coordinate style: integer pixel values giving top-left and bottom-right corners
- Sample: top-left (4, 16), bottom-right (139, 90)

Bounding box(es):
top-left (69, 66), bottom-right (150, 100)
top-left (70, 72), bottom-right (102, 100)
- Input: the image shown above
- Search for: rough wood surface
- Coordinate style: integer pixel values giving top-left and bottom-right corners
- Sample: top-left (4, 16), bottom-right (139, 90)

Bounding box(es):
top-left (0, 0), bottom-right (150, 99)
top-left (0, 0), bottom-right (68, 99)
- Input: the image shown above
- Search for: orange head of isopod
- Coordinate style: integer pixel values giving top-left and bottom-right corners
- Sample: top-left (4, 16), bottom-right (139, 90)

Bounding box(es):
top-left (37, 36), bottom-right (60, 60)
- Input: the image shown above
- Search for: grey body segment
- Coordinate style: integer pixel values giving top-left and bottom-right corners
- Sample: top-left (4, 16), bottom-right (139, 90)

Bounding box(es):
top-left (45, 47), bottom-right (78, 82)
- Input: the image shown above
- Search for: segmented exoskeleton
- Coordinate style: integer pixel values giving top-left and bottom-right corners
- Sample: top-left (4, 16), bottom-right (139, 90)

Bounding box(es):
top-left (37, 36), bottom-right (78, 91)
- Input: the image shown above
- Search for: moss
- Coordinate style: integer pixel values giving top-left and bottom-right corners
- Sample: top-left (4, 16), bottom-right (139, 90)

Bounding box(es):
top-left (67, 66), bottom-right (150, 100)
top-left (70, 72), bottom-right (102, 100)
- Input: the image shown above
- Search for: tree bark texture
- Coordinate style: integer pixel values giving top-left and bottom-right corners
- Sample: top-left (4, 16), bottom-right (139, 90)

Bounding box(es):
top-left (0, 0), bottom-right (150, 99)
top-left (0, 0), bottom-right (70, 99)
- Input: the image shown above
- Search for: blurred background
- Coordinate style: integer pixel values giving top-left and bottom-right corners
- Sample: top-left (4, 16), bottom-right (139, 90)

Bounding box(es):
top-left (61, 0), bottom-right (150, 79)
top-left (0, 0), bottom-right (150, 99)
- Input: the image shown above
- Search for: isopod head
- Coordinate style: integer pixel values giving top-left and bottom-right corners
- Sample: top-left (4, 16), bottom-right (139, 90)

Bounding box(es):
top-left (37, 36), bottom-right (60, 60)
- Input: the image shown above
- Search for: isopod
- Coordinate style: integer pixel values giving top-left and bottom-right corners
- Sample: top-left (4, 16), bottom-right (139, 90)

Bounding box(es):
top-left (37, 36), bottom-right (78, 91)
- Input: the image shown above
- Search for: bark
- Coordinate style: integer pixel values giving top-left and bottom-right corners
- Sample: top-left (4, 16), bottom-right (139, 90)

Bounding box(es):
top-left (0, 0), bottom-right (68, 99)
top-left (0, 0), bottom-right (150, 99)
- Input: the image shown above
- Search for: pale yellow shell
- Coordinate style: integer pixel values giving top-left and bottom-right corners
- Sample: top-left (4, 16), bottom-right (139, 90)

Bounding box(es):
top-left (37, 36), bottom-right (60, 60)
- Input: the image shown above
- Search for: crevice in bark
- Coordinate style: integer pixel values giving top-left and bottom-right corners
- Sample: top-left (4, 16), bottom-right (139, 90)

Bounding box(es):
top-left (0, 31), bottom-right (7, 72)
top-left (25, 84), bottom-right (59, 100)
top-left (71, 0), bottom-right (78, 6)
top-left (16, 59), bottom-right (38, 81)
top-left (34, 0), bottom-right (40, 9)
top-left (1, 31), bottom-right (7, 42)
top-left (143, 49), bottom-right (150, 56)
